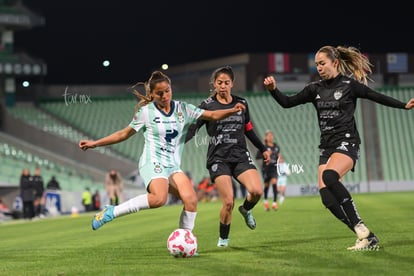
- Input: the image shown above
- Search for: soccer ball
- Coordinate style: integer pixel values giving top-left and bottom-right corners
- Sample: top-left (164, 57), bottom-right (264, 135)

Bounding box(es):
top-left (167, 228), bottom-right (198, 258)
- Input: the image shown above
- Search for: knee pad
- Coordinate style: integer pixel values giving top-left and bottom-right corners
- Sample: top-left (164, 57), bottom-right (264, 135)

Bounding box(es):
top-left (322, 169), bottom-right (339, 188)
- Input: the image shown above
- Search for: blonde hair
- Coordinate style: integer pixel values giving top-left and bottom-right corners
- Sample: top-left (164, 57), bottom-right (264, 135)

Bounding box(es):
top-left (317, 45), bottom-right (373, 85)
top-left (130, 71), bottom-right (171, 113)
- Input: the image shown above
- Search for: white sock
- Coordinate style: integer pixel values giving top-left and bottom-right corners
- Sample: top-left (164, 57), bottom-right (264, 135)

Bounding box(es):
top-left (279, 196), bottom-right (285, 204)
top-left (113, 194), bottom-right (149, 217)
top-left (179, 209), bottom-right (197, 231)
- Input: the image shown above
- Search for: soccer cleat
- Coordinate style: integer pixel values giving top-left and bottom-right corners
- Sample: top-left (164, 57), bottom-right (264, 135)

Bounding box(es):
top-left (272, 202), bottom-right (278, 211)
top-left (238, 205), bottom-right (256, 230)
top-left (354, 221), bottom-right (370, 240)
top-left (92, 205), bottom-right (114, 230)
top-left (347, 235), bottom-right (380, 251)
top-left (217, 238), bottom-right (229, 247)
top-left (264, 201), bottom-right (269, 211)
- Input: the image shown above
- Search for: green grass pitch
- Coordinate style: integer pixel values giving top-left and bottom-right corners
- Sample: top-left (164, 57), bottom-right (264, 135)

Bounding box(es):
top-left (1, 191), bottom-right (413, 275)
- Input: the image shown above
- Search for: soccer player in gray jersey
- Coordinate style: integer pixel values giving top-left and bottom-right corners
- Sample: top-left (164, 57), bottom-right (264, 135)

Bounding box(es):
top-left (186, 66), bottom-right (271, 247)
top-left (264, 45), bottom-right (414, 251)
top-left (79, 71), bottom-right (245, 245)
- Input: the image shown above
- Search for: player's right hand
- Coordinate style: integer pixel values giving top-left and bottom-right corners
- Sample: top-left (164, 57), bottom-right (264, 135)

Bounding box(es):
top-left (264, 76), bottom-right (277, 91)
top-left (79, 140), bottom-right (96, 151)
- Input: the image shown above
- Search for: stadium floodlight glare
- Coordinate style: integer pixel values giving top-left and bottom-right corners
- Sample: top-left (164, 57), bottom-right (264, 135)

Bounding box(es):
top-left (102, 60), bottom-right (110, 67)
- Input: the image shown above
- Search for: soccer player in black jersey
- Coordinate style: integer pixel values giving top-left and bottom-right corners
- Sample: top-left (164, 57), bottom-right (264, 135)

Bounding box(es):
top-left (264, 45), bottom-right (414, 251)
top-left (186, 66), bottom-right (270, 247)
top-left (255, 130), bottom-right (281, 211)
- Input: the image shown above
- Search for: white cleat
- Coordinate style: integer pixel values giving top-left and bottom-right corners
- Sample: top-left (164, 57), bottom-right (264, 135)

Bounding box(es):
top-left (217, 238), bottom-right (229, 247)
top-left (354, 222), bottom-right (370, 240)
top-left (347, 236), bottom-right (380, 251)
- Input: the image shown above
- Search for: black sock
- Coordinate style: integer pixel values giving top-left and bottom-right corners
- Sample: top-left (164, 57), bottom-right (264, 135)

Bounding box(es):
top-left (328, 182), bottom-right (361, 226)
top-left (272, 184), bottom-right (277, 202)
top-left (263, 186), bottom-right (269, 200)
top-left (219, 223), bottom-right (231, 239)
top-left (242, 198), bottom-right (256, 211)
top-left (319, 187), bottom-right (354, 232)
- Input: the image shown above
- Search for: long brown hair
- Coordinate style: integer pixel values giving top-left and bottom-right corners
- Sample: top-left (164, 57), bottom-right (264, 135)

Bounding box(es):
top-left (317, 45), bottom-right (373, 85)
top-left (130, 71), bottom-right (172, 113)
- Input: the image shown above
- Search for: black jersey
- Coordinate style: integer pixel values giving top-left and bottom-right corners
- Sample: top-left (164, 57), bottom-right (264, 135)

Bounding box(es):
top-left (186, 94), bottom-right (263, 165)
top-left (256, 143), bottom-right (280, 169)
top-left (269, 74), bottom-right (406, 148)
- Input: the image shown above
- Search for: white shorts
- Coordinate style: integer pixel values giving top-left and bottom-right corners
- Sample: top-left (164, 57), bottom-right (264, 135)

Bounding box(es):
top-left (278, 176), bottom-right (287, 186)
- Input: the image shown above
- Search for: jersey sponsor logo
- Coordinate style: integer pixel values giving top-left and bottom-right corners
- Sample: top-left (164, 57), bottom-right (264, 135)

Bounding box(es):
top-left (153, 117), bottom-right (178, 124)
top-left (165, 129), bottom-right (179, 143)
top-left (317, 101), bottom-right (339, 109)
top-left (333, 90), bottom-right (343, 100)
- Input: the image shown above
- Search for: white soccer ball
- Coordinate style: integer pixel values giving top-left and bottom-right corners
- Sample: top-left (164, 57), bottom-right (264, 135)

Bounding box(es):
top-left (167, 228), bottom-right (198, 258)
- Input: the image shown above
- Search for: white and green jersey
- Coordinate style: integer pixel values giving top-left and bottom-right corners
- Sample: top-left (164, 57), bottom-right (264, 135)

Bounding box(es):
top-left (129, 100), bottom-right (204, 168)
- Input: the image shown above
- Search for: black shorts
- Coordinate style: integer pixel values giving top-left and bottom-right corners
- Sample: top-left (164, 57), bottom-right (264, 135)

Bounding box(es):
top-left (319, 142), bottom-right (360, 172)
top-left (262, 167), bottom-right (278, 183)
top-left (208, 160), bottom-right (257, 182)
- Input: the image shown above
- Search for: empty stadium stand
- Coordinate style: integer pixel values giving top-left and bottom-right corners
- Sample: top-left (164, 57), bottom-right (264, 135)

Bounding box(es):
top-left (3, 88), bottom-right (412, 192)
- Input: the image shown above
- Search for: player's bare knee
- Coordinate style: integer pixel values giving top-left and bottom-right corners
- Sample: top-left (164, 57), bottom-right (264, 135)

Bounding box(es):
top-left (223, 200), bottom-right (234, 212)
top-left (152, 195), bottom-right (169, 207)
top-left (182, 195), bottom-right (198, 209)
top-left (249, 188), bottom-right (263, 198)
top-left (322, 169), bottom-right (339, 188)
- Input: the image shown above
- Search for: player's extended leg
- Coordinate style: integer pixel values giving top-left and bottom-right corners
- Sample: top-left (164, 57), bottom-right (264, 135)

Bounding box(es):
top-left (214, 175), bottom-right (234, 247)
top-left (322, 153), bottom-right (379, 250)
top-left (318, 164), bottom-right (354, 230)
top-left (169, 172), bottom-right (198, 231)
top-left (237, 169), bottom-right (263, 230)
top-left (323, 154), bottom-right (367, 232)
top-left (91, 178), bottom-right (168, 230)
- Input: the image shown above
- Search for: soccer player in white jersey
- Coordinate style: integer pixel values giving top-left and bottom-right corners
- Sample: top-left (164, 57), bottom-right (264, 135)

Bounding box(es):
top-left (79, 71), bottom-right (245, 239)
